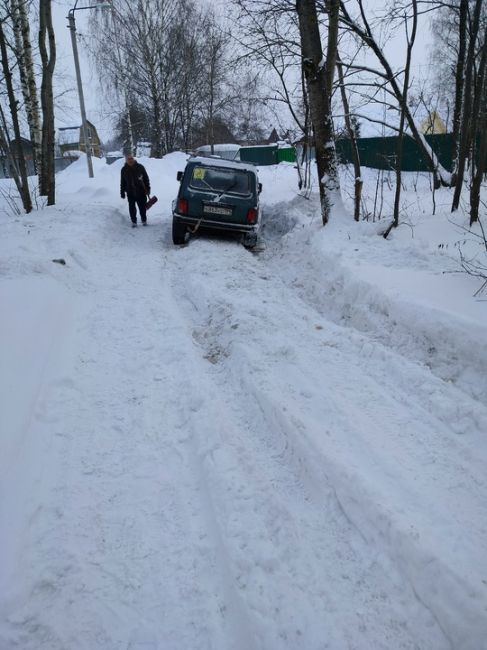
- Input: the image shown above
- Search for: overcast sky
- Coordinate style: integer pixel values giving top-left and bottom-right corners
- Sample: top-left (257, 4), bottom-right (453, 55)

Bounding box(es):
top-left (52, 0), bottom-right (113, 140)
top-left (50, 0), bottom-right (436, 143)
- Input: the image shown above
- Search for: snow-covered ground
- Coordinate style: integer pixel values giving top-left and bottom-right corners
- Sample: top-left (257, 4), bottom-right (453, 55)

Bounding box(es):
top-left (1, 154), bottom-right (486, 650)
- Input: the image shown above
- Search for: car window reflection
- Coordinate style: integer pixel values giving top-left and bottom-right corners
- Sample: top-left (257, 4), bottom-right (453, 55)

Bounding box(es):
top-left (190, 168), bottom-right (250, 196)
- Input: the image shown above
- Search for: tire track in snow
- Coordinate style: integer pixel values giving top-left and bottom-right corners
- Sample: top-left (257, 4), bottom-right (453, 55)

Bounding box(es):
top-left (165, 241), bottom-right (454, 649)
top-left (167, 236), bottom-right (487, 650)
top-left (1, 213), bottom-right (254, 650)
top-left (3, 203), bottom-right (485, 650)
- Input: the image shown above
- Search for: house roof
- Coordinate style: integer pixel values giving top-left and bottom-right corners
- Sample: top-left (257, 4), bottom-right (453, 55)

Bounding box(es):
top-left (58, 122), bottom-right (99, 145)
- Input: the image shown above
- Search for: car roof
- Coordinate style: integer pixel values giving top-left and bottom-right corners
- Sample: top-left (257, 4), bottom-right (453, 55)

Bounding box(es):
top-left (187, 155), bottom-right (259, 177)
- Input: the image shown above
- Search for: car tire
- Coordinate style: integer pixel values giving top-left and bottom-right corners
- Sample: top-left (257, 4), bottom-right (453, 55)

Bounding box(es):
top-left (243, 232), bottom-right (258, 249)
top-left (172, 219), bottom-right (187, 245)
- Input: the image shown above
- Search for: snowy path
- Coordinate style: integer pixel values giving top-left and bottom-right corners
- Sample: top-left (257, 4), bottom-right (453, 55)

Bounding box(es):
top-left (1, 199), bottom-right (487, 649)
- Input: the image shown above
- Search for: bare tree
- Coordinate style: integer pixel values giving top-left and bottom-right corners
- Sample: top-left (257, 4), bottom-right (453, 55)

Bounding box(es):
top-left (229, 69), bottom-right (268, 144)
top-left (232, 1), bottom-right (306, 135)
top-left (90, 0), bottom-right (234, 156)
top-left (296, 0), bottom-right (340, 224)
top-left (90, 0), bottom-right (178, 157)
top-left (451, 0), bottom-right (468, 171)
top-left (10, 0), bottom-right (41, 175)
top-left (468, 21), bottom-right (487, 225)
top-left (232, 0), bottom-right (354, 197)
top-left (0, 11), bottom-right (32, 212)
top-left (336, 53), bottom-right (362, 220)
top-left (198, 13), bottom-right (234, 154)
top-left (382, 0), bottom-right (418, 238)
top-left (38, 0), bottom-right (55, 204)
top-left (339, 0), bottom-right (452, 189)
top-left (0, 105), bottom-right (27, 209)
top-left (170, 5), bottom-right (207, 151)
top-left (450, 0), bottom-right (483, 211)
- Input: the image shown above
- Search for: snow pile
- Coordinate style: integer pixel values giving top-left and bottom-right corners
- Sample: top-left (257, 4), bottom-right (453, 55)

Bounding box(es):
top-left (262, 169), bottom-right (487, 402)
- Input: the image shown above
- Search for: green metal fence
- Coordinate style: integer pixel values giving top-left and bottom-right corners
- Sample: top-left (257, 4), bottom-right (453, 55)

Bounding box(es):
top-left (237, 135), bottom-right (468, 171)
top-left (239, 144), bottom-right (296, 165)
top-left (277, 147), bottom-right (296, 163)
top-left (335, 133), bottom-right (455, 172)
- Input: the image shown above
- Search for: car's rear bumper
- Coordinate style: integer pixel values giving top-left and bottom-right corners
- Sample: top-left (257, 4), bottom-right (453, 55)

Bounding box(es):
top-left (173, 213), bottom-right (259, 233)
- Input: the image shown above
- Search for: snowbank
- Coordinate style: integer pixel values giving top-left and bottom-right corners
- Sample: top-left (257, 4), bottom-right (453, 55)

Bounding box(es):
top-left (262, 170), bottom-right (487, 404)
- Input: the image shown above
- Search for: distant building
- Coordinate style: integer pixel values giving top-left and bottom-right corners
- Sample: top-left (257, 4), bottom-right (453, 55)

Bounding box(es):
top-left (9, 137), bottom-right (35, 160)
top-left (135, 142), bottom-right (151, 157)
top-left (0, 137), bottom-right (37, 178)
top-left (267, 128), bottom-right (279, 144)
top-left (266, 128), bottom-right (293, 145)
top-left (58, 121), bottom-right (102, 157)
top-left (267, 128), bottom-right (280, 144)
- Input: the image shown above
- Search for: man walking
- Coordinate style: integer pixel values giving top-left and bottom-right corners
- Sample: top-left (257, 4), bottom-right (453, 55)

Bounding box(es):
top-left (120, 155), bottom-right (151, 227)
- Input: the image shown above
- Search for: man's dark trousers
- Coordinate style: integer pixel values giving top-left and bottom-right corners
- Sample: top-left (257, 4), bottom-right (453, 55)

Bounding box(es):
top-left (128, 193), bottom-right (147, 224)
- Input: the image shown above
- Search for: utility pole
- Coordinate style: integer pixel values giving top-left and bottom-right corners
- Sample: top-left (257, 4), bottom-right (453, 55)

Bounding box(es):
top-left (67, 2), bottom-right (110, 177)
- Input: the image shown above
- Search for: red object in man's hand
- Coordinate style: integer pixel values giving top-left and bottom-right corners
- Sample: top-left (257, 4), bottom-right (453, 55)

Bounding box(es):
top-left (146, 196), bottom-right (158, 210)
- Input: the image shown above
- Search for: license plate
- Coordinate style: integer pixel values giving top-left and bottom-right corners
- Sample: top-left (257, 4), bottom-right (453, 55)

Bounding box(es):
top-left (203, 204), bottom-right (232, 217)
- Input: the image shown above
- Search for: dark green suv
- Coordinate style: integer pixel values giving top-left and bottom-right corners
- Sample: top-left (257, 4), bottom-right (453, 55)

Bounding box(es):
top-left (172, 156), bottom-right (262, 247)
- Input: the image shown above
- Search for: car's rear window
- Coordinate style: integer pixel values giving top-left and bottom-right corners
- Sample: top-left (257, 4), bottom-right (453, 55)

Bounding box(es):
top-left (189, 166), bottom-right (251, 195)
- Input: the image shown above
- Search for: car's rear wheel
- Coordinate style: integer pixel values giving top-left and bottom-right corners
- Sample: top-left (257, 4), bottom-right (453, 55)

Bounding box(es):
top-left (172, 219), bottom-right (187, 245)
top-left (242, 232), bottom-right (258, 249)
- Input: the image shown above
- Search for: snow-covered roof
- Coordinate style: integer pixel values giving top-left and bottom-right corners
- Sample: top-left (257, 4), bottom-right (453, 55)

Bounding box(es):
top-left (61, 149), bottom-right (83, 158)
top-left (58, 128), bottom-right (81, 145)
top-left (240, 144), bottom-right (274, 149)
top-left (196, 144), bottom-right (240, 152)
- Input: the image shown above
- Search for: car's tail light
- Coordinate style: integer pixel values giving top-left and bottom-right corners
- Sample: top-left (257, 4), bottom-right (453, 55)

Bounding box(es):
top-left (177, 198), bottom-right (188, 215)
top-left (246, 207), bottom-right (257, 224)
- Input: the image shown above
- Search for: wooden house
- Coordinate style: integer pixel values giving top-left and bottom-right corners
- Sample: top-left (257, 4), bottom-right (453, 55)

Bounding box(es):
top-left (58, 121), bottom-right (102, 157)
top-left (9, 137), bottom-right (35, 160)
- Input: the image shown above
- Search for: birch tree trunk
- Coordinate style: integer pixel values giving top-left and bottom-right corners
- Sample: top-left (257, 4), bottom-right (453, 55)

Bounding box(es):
top-left (39, 0), bottom-right (56, 204)
top-left (296, 0), bottom-right (340, 225)
top-left (0, 105), bottom-right (25, 207)
top-left (125, 100), bottom-right (134, 155)
top-left (11, 0), bottom-right (41, 176)
top-left (336, 55), bottom-right (362, 221)
top-left (0, 17), bottom-right (32, 213)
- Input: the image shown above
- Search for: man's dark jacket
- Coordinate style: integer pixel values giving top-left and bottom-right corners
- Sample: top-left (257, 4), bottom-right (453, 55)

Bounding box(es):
top-left (120, 162), bottom-right (150, 198)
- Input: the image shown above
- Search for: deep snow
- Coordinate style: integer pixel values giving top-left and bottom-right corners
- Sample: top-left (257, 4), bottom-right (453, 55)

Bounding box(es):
top-left (0, 154), bottom-right (486, 650)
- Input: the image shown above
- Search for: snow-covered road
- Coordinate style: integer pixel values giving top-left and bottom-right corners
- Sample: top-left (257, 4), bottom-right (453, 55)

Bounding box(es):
top-left (1, 156), bottom-right (487, 649)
